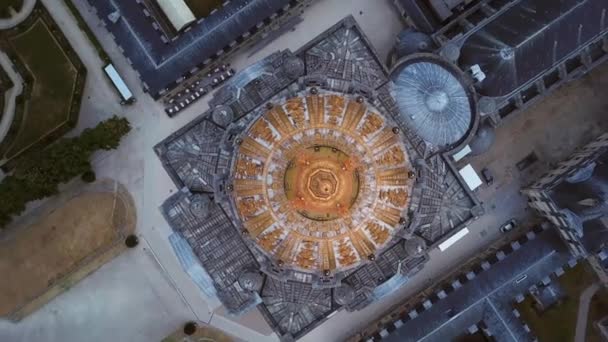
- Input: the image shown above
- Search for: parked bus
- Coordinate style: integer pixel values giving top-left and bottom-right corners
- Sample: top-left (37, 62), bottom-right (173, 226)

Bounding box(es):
top-left (103, 64), bottom-right (135, 104)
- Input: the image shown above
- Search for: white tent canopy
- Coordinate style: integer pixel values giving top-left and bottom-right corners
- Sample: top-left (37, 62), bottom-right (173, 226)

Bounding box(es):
top-left (438, 227), bottom-right (469, 251)
top-left (458, 164), bottom-right (483, 191)
top-left (155, 0), bottom-right (196, 31)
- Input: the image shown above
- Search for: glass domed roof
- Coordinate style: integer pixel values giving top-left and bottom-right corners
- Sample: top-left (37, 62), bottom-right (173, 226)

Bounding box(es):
top-left (391, 56), bottom-right (475, 149)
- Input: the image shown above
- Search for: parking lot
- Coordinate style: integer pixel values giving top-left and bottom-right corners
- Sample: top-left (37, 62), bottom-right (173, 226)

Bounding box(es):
top-left (164, 65), bottom-right (234, 117)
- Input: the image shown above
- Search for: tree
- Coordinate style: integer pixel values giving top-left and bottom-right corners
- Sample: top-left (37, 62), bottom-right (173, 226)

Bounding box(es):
top-left (0, 115), bottom-right (131, 228)
top-left (79, 116), bottom-right (131, 151)
top-left (81, 169), bottom-right (96, 183)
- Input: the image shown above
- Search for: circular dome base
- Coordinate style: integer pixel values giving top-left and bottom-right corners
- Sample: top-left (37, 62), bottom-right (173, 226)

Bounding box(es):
top-left (284, 146), bottom-right (360, 221)
top-left (229, 89), bottom-right (415, 276)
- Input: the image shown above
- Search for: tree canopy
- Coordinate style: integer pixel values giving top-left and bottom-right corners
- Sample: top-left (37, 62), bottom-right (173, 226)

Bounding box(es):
top-left (0, 115), bottom-right (131, 228)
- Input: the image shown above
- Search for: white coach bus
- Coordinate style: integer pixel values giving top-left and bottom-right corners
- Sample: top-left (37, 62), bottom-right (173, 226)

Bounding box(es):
top-left (104, 64), bottom-right (135, 104)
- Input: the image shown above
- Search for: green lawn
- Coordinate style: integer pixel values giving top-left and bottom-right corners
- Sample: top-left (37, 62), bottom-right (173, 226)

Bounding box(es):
top-left (0, 0), bottom-right (23, 19)
top-left (4, 19), bottom-right (77, 159)
top-left (515, 262), bottom-right (599, 342)
top-left (184, 0), bottom-right (224, 18)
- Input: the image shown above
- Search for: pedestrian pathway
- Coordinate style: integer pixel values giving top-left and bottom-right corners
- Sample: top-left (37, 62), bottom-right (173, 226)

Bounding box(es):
top-left (0, 0), bottom-right (36, 30)
top-left (574, 282), bottom-right (600, 342)
top-left (0, 51), bottom-right (24, 149)
top-left (0, 0), bottom-right (35, 153)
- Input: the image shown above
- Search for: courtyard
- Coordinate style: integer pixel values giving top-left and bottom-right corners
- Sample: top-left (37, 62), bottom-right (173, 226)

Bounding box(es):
top-left (451, 61), bottom-right (608, 250)
top-left (515, 261), bottom-right (607, 342)
top-left (0, 180), bottom-right (136, 321)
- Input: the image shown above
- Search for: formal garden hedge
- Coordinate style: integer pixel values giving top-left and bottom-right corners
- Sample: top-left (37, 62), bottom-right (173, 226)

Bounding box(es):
top-left (0, 62), bottom-right (14, 123)
top-left (0, 0), bottom-right (23, 19)
top-left (0, 116), bottom-right (131, 228)
top-left (0, 4), bottom-right (86, 163)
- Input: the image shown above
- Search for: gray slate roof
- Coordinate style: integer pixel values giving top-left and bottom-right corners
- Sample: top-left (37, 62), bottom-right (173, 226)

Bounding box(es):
top-left (459, 0), bottom-right (608, 98)
top-left (87, 0), bottom-right (302, 97)
top-left (381, 228), bottom-right (571, 342)
top-left (155, 16), bottom-right (483, 340)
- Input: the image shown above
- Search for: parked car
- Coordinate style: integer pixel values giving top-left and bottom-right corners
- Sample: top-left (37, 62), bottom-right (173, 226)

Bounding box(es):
top-left (481, 167), bottom-right (494, 185)
top-left (500, 219), bottom-right (518, 233)
top-left (165, 105), bottom-right (181, 116)
top-left (516, 152), bottom-right (539, 171)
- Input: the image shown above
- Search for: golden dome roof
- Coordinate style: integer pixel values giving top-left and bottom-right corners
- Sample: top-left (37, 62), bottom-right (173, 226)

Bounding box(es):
top-left (230, 89), bottom-right (413, 274)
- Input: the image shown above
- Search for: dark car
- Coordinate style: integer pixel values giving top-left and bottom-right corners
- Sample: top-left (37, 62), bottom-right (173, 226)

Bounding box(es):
top-left (481, 167), bottom-right (494, 185)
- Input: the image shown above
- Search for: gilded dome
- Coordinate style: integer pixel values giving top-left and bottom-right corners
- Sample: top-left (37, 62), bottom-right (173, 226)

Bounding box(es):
top-left (230, 89), bottom-right (414, 275)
